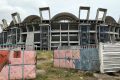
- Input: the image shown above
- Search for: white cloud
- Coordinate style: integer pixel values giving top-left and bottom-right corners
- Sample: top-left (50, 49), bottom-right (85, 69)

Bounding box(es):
top-left (0, 0), bottom-right (119, 32)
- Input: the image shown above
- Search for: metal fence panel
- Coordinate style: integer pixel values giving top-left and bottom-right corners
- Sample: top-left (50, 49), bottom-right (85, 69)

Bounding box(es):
top-left (80, 48), bottom-right (99, 71)
top-left (99, 43), bottom-right (120, 73)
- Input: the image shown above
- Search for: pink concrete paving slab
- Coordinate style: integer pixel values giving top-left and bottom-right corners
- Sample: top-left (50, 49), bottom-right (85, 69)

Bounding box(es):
top-left (54, 50), bottom-right (59, 59)
top-left (59, 50), bottom-right (65, 58)
top-left (9, 51), bottom-right (36, 65)
top-left (0, 65), bottom-right (36, 80)
top-left (66, 60), bottom-right (74, 69)
top-left (54, 59), bottom-right (59, 67)
top-left (65, 50), bottom-right (72, 59)
top-left (60, 59), bottom-right (66, 68)
top-left (72, 50), bottom-right (80, 59)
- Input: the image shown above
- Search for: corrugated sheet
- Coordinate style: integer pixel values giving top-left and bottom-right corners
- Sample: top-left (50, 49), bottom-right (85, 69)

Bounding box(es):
top-left (99, 43), bottom-right (120, 73)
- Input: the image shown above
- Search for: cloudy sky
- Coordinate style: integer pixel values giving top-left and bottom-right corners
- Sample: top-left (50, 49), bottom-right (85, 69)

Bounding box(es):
top-left (0, 0), bottom-right (120, 32)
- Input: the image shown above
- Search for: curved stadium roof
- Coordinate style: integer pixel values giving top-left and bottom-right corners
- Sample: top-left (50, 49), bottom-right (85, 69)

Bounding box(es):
top-left (51, 12), bottom-right (79, 21)
top-left (105, 16), bottom-right (117, 24)
top-left (22, 15), bottom-right (41, 23)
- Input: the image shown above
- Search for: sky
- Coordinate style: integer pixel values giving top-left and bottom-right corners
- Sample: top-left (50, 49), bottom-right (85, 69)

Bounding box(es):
top-left (0, 0), bottom-right (120, 32)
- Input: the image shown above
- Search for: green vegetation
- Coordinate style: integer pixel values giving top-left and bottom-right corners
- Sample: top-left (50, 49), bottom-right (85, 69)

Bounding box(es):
top-left (37, 50), bottom-right (53, 60)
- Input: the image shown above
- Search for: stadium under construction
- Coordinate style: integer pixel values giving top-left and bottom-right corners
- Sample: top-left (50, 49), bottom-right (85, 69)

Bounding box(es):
top-left (0, 6), bottom-right (120, 50)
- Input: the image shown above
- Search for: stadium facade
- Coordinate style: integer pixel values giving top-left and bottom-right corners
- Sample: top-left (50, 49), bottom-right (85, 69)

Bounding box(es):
top-left (0, 7), bottom-right (120, 50)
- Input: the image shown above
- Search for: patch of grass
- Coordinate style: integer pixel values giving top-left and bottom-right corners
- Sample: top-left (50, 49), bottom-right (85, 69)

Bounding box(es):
top-left (37, 50), bottom-right (53, 60)
top-left (38, 61), bottom-right (53, 70)
top-left (36, 73), bottom-right (48, 80)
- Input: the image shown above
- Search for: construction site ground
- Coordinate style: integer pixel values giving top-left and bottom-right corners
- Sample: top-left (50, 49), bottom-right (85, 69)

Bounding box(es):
top-left (36, 51), bottom-right (120, 80)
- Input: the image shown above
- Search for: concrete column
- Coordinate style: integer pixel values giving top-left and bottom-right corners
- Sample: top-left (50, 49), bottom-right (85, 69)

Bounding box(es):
top-left (32, 24), bottom-right (35, 31)
top-left (78, 25), bottom-right (81, 45)
top-left (16, 28), bottom-right (17, 44)
top-left (11, 12), bottom-right (21, 24)
top-left (116, 27), bottom-right (119, 39)
top-left (2, 32), bottom-right (4, 44)
top-left (113, 27), bottom-right (115, 41)
top-left (39, 7), bottom-right (51, 23)
top-left (95, 8), bottom-right (107, 22)
top-left (95, 24), bottom-right (98, 44)
top-left (109, 26), bottom-right (112, 42)
top-left (88, 26), bottom-right (90, 44)
top-left (79, 6), bottom-right (90, 20)
top-left (50, 25), bottom-right (51, 50)
top-left (60, 24), bottom-right (61, 46)
top-left (48, 26), bottom-right (50, 50)
top-left (98, 26), bottom-right (101, 42)
top-left (40, 26), bottom-right (42, 50)
top-left (68, 23), bottom-right (70, 46)
top-left (119, 28), bottom-right (120, 39)
top-left (95, 9), bottom-right (99, 21)
top-left (19, 28), bottom-right (22, 43)
top-left (102, 11), bottom-right (107, 22)
top-left (2, 19), bottom-right (8, 29)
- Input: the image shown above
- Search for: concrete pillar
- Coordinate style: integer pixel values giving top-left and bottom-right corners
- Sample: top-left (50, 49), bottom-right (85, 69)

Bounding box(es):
top-left (60, 24), bottom-right (61, 46)
top-left (39, 7), bottom-right (51, 23)
top-left (113, 27), bottom-right (116, 41)
top-left (16, 28), bottom-right (17, 44)
top-left (79, 6), bottom-right (90, 20)
top-left (40, 26), bottom-right (42, 50)
top-left (50, 25), bottom-right (51, 50)
top-left (98, 26), bottom-right (101, 42)
top-left (2, 19), bottom-right (8, 29)
top-left (48, 25), bottom-right (50, 50)
top-left (11, 12), bottom-right (21, 24)
top-left (2, 32), bottom-right (4, 44)
top-left (78, 25), bottom-right (81, 45)
top-left (68, 23), bottom-right (70, 46)
top-left (95, 24), bottom-right (98, 44)
top-left (19, 28), bottom-right (22, 43)
top-left (95, 8), bottom-right (107, 22)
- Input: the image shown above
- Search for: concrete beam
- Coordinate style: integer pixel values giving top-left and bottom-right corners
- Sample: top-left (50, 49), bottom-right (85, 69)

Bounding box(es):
top-left (79, 6), bottom-right (90, 20)
top-left (95, 8), bottom-right (107, 22)
top-left (2, 19), bottom-right (8, 29)
top-left (39, 7), bottom-right (51, 22)
top-left (11, 12), bottom-right (21, 24)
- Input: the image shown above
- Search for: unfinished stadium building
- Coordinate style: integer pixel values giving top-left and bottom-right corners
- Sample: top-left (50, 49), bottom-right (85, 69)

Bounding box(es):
top-left (0, 6), bottom-right (120, 50)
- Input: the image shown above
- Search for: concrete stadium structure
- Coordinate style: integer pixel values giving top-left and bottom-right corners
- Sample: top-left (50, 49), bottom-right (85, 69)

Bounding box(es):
top-left (0, 7), bottom-right (120, 50)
